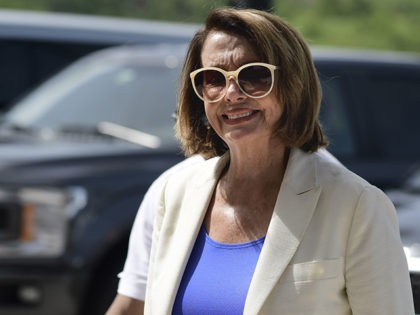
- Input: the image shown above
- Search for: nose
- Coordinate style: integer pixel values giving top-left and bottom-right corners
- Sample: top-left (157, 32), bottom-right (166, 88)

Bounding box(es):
top-left (225, 77), bottom-right (246, 102)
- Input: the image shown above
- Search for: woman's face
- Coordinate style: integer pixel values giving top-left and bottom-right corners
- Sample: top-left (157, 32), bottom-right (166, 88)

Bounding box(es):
top-left (200, 31), bottom-right (283, 148)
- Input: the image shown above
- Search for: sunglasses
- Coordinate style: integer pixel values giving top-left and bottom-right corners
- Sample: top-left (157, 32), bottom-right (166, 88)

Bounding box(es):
top-left (190, 62), bottom-right (278, 103)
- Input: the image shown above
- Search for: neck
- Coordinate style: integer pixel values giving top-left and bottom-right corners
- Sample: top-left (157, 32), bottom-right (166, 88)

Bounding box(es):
top-left (221, 142), bottom-right (290, 193)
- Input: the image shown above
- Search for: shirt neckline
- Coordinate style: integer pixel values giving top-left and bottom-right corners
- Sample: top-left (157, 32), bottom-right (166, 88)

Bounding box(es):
top-left (201, 225), bottom-right (265, 249)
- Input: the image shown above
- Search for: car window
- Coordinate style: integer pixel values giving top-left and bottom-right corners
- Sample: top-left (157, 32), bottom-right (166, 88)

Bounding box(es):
top-left (3, 48), bottom-right (183, 147)
top-left (319, 77), bottom-right (355, 158)
top-left (0, 40), bottom-right (108, 110)
top-left (318, 63), bottom-right (420, 162)
top-left (357, 72), bottom-right (420, 159)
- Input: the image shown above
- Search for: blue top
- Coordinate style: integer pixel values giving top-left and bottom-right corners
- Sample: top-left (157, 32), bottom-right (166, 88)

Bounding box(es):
top-left (172, 225), bottom-right (265, 314)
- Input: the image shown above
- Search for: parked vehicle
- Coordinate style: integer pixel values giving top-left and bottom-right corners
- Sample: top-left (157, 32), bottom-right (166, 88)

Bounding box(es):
top-left (0, 43), bottom-right (418, 314)
top-left (0, 9), bottom-right (198, 112)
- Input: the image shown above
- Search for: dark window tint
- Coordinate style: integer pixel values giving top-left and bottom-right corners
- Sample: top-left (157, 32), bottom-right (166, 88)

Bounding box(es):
top-left (358, 72), bottom-right (420, 159)
top-left (319, 63), bottom-right (420, 160)
top-left (0, 40), bottom-right (107, 110)
top-left (320, 77), bottom-right (355, 157)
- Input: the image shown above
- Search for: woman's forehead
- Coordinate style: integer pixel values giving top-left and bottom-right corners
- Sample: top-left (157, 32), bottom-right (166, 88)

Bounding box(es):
top-left (200, 31), bottom-right (258, 68)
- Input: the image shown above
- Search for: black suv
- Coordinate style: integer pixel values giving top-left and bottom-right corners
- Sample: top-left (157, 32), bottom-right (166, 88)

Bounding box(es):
top-left (0, 43), bottom-right (419, 314)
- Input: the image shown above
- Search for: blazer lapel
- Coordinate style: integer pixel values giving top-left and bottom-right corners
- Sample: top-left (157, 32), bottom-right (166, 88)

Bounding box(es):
top-left (244, 149), bottom-right (322, 315)
top-left (153, 154), bottom-right (229, 314)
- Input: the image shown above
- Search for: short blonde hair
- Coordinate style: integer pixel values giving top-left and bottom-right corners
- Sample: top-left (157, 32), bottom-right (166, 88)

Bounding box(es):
top-left (176, 7), bottom-right (327, 158)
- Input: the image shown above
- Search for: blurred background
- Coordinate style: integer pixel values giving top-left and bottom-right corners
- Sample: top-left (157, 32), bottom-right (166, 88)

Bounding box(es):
top-left (1, 0), bottom-right (419, 52)
top-left (0, 1), bottom-right (419, 315)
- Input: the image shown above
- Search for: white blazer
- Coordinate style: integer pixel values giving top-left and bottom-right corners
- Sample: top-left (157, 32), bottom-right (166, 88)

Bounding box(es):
top-left (145, 148), bottom-right (414, 314)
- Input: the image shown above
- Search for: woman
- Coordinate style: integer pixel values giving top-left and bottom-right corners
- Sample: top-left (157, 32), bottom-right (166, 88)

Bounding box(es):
top-left (145, 7), bottom-right (414, 315)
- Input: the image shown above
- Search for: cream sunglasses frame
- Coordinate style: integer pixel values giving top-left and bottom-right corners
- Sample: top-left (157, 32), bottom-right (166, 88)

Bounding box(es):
top-left (190, 62), bottom-right (278, 103)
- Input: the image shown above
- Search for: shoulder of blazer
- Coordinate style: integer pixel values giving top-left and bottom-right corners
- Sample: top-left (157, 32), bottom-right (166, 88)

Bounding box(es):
top-left (287, 148), bottom-right (382, 204)
top-left (311, 149), bottom-right (391, 209)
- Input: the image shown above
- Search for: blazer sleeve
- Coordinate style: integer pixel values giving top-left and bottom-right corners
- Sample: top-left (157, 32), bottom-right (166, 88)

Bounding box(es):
top-left (345, 185), bottom-right (414, 315)
top-left (116, 173), bottom-right (163, 300)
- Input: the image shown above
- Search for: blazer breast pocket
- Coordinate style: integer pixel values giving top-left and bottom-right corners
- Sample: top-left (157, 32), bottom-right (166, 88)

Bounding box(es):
top-left (281, 258), bottom-right (344, 283)
top-left (261, 258), bottom-right (351, 315)
top-left (261, 258), bottom-right (349, 314)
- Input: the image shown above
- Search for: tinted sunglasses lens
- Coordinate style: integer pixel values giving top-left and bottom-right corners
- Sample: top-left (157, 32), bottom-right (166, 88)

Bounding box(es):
top-left (238, 65), bottom-right (273, 96)
top-left (195, 69), bottom-right (226, 101)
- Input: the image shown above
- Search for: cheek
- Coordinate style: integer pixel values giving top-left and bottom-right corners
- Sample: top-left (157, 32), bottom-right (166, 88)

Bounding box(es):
top-left (204, 103), bottom-right (218, 124)
top-left (262, 96), bottom-right (283, 120)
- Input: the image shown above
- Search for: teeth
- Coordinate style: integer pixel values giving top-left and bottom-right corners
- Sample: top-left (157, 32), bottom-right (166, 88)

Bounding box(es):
top-left (226, 111), bottom-right (253, 120)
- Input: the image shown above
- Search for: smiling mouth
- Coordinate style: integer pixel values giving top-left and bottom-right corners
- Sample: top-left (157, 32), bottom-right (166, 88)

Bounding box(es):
top-left (223, 110), bottom-right (258, 120)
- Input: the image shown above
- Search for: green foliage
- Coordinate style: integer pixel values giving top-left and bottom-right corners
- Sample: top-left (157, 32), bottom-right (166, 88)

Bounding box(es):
top-left (0, 0), bottom-right (419, 52)
top-left (274, 0), bottom-right (420, 52)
